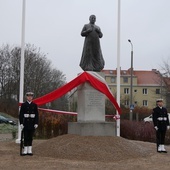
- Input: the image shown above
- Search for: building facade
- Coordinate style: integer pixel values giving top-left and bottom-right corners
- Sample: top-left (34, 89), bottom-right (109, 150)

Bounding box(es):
top-left (102, 69), bottom-right (168, 109)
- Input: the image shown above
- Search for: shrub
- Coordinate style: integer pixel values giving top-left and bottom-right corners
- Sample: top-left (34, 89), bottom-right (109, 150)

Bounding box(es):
top-left (120, 106), bottom-right (153, 121)
top-left (120, 120), bottom-right (170, 144)
top-left (35, 110), bottom-right (75, 139)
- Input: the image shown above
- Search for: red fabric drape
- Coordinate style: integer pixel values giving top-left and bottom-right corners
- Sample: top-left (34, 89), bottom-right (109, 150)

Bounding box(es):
top-left (27, 72), bottom-right (121, 114)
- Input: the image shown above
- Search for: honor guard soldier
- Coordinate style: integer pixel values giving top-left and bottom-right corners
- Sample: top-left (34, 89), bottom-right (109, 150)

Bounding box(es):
top-left (19, 92), bottom-right (39, 156)
top-left (152, 99), bottom-right (170, 153)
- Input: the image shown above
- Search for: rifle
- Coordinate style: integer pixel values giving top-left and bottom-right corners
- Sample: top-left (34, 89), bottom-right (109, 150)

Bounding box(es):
top-left (20, 128), bottom-right (24, 156)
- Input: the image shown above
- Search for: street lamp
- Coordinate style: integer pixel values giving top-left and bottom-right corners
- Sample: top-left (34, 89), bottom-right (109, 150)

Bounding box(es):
top-left (128, 39), bottom-right (133, 121)
top-left (160, 72), bottom-right (168, 99)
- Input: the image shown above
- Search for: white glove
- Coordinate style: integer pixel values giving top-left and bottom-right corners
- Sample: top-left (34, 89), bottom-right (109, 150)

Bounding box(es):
top-left (34, 124), bottom-right (38, 129)
top-left (167, 126), bottom-right (170, 130)
top-left (154, 126), bottom-right (158, 131)
top-left (20, 124), bottom-right (24, 130)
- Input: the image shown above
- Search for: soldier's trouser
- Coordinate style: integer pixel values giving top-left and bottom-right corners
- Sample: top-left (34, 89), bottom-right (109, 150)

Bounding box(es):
top-left (24, 129), bottom-right (34, 146)
top-left (156, 129), bottom-right (166, 146)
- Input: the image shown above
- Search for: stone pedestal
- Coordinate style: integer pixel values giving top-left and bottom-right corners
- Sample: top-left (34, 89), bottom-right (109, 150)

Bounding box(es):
top-left (68, 72), bottom-right (116, 136)
top-left (68, 122), bottom-right (116, 136)
top-left (77, 82), bottom-right (105, 122)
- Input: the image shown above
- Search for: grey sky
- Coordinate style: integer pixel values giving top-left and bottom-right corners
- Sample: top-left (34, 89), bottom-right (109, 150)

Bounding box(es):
top-left (1, 0), bottom-right (170, 82)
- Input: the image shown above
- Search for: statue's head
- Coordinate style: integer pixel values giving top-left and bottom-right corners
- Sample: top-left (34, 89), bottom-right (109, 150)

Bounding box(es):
top-left (89, 15), bottom-right (96, 24)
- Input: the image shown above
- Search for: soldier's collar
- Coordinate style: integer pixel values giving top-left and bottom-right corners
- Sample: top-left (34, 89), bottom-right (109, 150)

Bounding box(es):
top-left (27, 100), bottom-right (32, 104)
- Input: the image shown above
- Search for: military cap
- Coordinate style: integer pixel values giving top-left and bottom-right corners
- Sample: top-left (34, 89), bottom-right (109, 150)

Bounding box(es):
top-left (26, 92), bottom-right (34, 96)
top-left (156, 98), bottom-right (163, 102)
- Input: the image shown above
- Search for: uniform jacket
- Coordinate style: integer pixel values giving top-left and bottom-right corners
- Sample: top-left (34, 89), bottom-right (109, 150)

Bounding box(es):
top-left (19, 101), bottom-right (39, 130)
top-left (152, 106), bottom-right (169, 131)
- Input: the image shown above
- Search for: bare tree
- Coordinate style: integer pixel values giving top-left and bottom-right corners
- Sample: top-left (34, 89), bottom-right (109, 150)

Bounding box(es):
top-left (0, 44), bottom-right (14, 98)
top-left (160, 59), bottom-right (170, 77)
top-left (160, 59), bottom-right (170, 110)
top-left (0, 44), bottom-right (68, 115)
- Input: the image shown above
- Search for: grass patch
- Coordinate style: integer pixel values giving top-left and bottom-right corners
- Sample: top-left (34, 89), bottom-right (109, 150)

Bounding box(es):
top-left (0, 123), bottom-right (17, 134)
top-left (0, 112), bottom-right (18, 137)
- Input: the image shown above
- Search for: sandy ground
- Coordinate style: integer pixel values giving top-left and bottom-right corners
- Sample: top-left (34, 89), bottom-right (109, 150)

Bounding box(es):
top-left (0, 134), bottom-right (170, 170)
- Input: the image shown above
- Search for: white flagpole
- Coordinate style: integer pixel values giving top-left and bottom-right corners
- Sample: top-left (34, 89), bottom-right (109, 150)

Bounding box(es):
top-left (16, 0), bottom-right (26, 143)
top-left (116, 0), bottom-right (121, 137)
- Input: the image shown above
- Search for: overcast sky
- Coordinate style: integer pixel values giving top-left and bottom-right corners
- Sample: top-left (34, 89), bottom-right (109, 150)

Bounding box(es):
top-left (1, 0), bottom-right (170, 82)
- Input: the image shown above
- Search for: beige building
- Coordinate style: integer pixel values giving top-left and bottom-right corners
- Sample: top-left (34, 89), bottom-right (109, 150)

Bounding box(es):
top-left (102, 69), bottom-right (168, 109)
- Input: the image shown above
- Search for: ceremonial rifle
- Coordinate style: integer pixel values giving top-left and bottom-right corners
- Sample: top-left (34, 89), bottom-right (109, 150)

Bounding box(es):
top-left (20, 128), bottom-right (24, 156)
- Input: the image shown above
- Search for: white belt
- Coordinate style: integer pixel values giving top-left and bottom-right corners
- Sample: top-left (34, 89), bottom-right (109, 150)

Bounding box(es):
top-left (157, 117), bottom-right (167, 121)
top-left (30, 114), bottom-right (35, 118)
top-left (24, 114), bottom-right (29, 118)
top-left (24, 114), bottom-right (35, 118)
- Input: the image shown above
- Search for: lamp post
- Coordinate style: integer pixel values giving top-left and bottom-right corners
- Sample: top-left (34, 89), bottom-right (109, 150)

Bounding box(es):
top-left (160, 72), bottom-right (168, 99)
top-left (128, 39), bottom-right (133, 121)
top-left (161, 74), bottom-right (163, 99)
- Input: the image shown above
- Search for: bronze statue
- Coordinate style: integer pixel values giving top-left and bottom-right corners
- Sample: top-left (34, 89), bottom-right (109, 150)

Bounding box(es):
top-left (79, 15), bottom-right (105, 72)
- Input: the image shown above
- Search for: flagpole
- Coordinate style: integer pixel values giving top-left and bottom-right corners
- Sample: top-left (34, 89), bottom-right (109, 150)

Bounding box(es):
top-left (116, 0), bottom-right (121, 137)
top-left (16, 0), bottom-right (26, 143)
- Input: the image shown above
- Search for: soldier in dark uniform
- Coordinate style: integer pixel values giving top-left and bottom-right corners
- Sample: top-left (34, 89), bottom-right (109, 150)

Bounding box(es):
top-left (152, 99), bottom-right (170, 153)
top-left (19, 92), bottom-right (39, 156)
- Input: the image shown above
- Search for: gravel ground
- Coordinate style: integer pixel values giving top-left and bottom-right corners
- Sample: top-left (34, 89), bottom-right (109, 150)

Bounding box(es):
top-left (0, 133), bottom-right (13, 141)
top-left (0, 134), bottom-right (170, 170)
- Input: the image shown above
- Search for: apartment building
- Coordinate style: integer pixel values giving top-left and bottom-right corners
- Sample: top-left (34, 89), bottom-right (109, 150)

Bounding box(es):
top-left (68, 69), bottom-right (170, 111)
top-left (102, 69), bottom-right (168, 109)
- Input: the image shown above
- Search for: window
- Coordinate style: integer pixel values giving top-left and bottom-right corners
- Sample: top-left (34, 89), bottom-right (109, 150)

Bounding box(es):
top-left (143, 88), bottom-right (147, 94)
top-left (134, 101), bottom-right (137, 104)
top-left (124, 88), bottom-right (129, 94)
top-left (111, 77), bottom-right (116, 83)
top-left (134, 89), bottom-right (137, 93)
top-left (143, 100), bottom-right (148, 106)
top-left (123, 77), bottom-right (128, 83)
top-left (124, 100), bottom-right (129, 106)
top-left (156, 89), bottom-right (160, 94)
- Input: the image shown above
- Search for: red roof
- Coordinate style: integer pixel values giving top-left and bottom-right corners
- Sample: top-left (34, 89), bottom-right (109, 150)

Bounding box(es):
top-left (134, 70), bottom-right (160, 85)
top-left (102, 69), bottom-right (161, 85)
